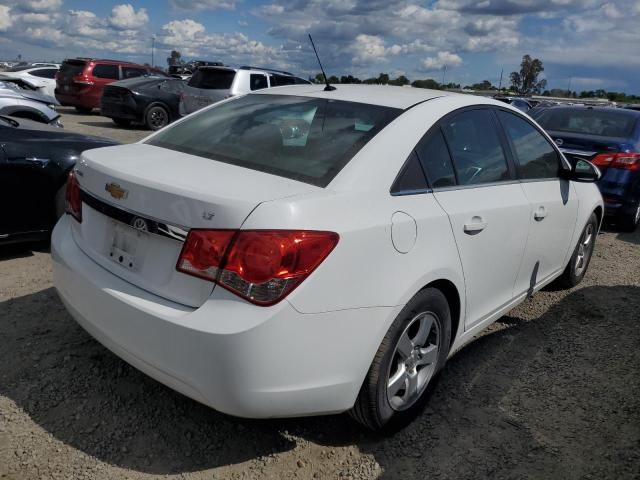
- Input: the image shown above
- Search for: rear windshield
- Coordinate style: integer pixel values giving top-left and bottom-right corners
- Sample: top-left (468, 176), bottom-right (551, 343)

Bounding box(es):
top-left (147, 94), bottom-right (401, 186)
top-left (188, 69), bottom-right (235, 90)
top-left (535, 109), bottom-right (638, 138)
top-left (59, 61), bottom-right (87, 76)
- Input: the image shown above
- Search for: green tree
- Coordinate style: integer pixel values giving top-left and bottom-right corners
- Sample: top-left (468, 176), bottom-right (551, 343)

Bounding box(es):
top-left (377, 73), bottom-right (390, 85)
top-left (510, 55), bottom-right (547, 95)
top-left (411, 78), bottom-right (441, 89)
top-left (340, 75), bottom-right (361, 84)
top-left (388, 75), bottom-right (410, 86)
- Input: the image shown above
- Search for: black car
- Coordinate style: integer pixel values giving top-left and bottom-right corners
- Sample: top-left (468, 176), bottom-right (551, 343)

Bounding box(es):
top-left (494, 96), bottom-right (532, 112)
top-left (100, 76), bottom-right (186, 130)
top-left (0, 115), bottom-right (117, 245)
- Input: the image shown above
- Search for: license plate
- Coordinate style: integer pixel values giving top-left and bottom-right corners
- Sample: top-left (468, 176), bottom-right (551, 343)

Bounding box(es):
top-left (109, 222), bottom-right (146, 271)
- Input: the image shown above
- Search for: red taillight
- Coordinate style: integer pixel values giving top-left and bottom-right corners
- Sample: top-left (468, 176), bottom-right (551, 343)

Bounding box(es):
top-left (591, 152), bottom-right (640, 171)
top-left (65, 171), bottom-right (82, 222)
top-left (177, 230), bottom-right (339, 305)
top-left (72, 75), bottom-right (94, 85)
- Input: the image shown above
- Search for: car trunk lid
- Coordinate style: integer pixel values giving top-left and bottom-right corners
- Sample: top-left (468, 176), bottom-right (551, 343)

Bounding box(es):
top-left (72, 143), bottom-right (319, 307)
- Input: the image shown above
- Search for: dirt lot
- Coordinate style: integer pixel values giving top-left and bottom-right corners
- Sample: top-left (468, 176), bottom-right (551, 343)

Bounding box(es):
top-left (0, 110), bottom-right (639, 479)
top-left (56, 107), bottom-right (151, 144)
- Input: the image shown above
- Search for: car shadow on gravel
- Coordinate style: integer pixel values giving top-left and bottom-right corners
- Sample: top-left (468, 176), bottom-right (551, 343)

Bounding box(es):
top-left (78, 121), bottom-right (148, 131)
top-left (0, 285), bottom-right (638, 478)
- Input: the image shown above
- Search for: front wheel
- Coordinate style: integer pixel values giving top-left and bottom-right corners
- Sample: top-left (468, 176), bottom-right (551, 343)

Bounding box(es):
top-left (555, 212), bottom-right (598, 289)
top-left (349, 288), bottom-right (451, 431)
top-left (145, 105), bottom-right (169, 130)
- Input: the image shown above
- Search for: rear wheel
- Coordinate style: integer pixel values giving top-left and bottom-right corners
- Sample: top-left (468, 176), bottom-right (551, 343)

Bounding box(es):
top-left (349, 288), bottom-right (451, 431)
top-left (145, 105), bottom-right (169, 130)
top-left (555, 212), bottom-right (598, 288)
top-left (112, 118), bottom-right (132, 128)
top-left (74, 106), bottom-right (92, 114)
top-left (620, 203), bottom-right (640, 232)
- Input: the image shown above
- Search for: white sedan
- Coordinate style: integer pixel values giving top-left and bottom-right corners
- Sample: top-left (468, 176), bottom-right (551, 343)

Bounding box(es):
top-left (0, 65), bottom-right (59, 98)
top-left (52, 85), bottom-right (603, 430)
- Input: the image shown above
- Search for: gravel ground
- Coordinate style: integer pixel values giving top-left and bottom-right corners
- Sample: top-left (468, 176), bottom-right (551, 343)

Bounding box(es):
top-left (57, 107), bottom-right (151, 144)
top-left (0, 111), bottom-right (639, 479)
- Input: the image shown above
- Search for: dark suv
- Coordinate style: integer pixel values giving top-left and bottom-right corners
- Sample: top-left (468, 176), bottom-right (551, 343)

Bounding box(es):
top-left (55, 58), bottom-right (167, 113)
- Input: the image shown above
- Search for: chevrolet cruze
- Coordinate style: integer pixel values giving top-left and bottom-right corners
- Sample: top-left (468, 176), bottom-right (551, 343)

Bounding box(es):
top-left (52, 85), bottom-right (603, 430)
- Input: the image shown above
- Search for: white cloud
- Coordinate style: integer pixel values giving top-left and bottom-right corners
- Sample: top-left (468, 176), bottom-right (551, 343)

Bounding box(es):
top-left (19, 0), bottom-right (62, 13)
top-left (169, 0), bottom-right (236, 11)
top-left (0, 6), bottom-right (12, 31)
top-left (108, 4), bottom-right (149, 30)
top-left (422, 51), bottom-right (463, 70)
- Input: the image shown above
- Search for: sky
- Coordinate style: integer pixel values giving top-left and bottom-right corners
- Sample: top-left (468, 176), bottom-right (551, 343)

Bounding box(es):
top-left (0, 0), bottom-right (638, 94)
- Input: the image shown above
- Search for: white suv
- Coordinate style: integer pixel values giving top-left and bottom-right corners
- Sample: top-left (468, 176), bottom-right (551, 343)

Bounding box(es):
top-left (53, 85), bottom-right (603, 430)
top-left (179, 66), bottom-right (311, 115)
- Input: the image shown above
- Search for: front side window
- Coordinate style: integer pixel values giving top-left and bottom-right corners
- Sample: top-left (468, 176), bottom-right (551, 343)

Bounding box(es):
top-left (497, 111), bottom-right (560, 180)
top-left (92, 64), bottom-right (119, 79)
top-left (441, 109), bottom-right (510, 186)
top-left (148, 94), bottom-right (400, 187)
top-left (415, 128), bottom-right (456, 188)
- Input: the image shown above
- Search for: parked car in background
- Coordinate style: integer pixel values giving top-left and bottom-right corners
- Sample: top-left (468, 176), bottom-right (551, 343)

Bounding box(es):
top-left (0, 65), bottom-right (59, 97)
top-left (532, 106), bottom-right (640, 231)
top-left (0, 85), bottom-right (61, 126)
top-left (179, 66), bottom-right (311, 115)
top-left (101, 76), bottom-right (186, 130)
top-left (494, 96), bottom-right (532, 112)
top-left (53, 85), bottom-right (603, 431)
top-left (624, 104), bottom-right (640, 112)
top-left (0, 115), bottom-right (116, 245)
top-left (55, 58), bottom-right (168, 114)
top-left (168, 65), bottom-right (192, 80)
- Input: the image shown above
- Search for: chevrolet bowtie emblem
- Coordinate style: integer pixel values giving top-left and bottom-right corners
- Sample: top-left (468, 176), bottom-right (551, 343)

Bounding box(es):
top-left (105, 182), bottom-right (128, 200)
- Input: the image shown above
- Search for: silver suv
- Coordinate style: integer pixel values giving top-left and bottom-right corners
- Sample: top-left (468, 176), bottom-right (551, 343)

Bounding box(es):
top-left (179, 66), bottom-right (311, 115)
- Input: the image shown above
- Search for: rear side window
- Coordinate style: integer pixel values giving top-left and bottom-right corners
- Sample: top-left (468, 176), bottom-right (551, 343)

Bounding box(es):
top-left (29, 68), bottom-right (57, 79)
top-left (59, 61), bottom-right (86, 76)
top-left (497, 111), bottom-right (560, 180)
top-left (415, 128), bottom-right (456, 188)
top-left (147, 94), bottom-right (401, 187)
top-left (188, 69), bottom-right (235, 89)
top-left (441, 109), bottom-right (510, 186)
top-left (92, 64), bottom-right (119, 79)
top-left (250, 74), bottom-right (268, 91)
top-left (391, 151), bottom-right (428, 194)
top-left (535, 109), bottom-right (637, 138)
top-left (122, 67), bottom-right (146, 79)
top-left (270, 75), bottom-right (296, 87)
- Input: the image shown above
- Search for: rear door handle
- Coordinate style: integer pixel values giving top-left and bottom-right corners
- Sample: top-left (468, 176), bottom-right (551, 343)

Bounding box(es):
top-left (534, 206), bottom-right (547, 221)
top-left (464, 216), bottom-right (488, 234)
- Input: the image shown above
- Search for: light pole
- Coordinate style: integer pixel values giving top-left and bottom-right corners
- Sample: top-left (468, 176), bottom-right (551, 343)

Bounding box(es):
top-left (442, 65), bottom-right (447, 86)
top-left (151, 34), bottom-right (156, 67)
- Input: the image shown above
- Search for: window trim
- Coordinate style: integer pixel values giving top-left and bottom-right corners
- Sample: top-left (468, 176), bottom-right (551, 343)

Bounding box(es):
top-left (493, 106), bottom-right (564, 181)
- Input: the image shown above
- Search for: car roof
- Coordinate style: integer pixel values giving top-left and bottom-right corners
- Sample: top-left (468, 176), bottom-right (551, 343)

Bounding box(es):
top-left (250, 84), bottom-right (469, 110)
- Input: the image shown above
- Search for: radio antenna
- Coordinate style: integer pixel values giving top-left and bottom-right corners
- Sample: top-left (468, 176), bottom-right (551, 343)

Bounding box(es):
top-left (308, 34), bottom-right (336, 92)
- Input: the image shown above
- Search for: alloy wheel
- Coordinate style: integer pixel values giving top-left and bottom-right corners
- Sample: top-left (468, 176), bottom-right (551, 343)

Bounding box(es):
top-left (386, 311), bottom-right (440, 411)
top-left (575, 222), bottom-right (595, 275)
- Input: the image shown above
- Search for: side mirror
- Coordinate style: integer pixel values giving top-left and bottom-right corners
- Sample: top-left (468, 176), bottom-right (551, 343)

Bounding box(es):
top-left (560, 157), bottom-right (601, 183)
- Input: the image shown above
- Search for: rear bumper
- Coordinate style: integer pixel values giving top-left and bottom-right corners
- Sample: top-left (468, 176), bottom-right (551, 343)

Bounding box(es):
top-left (55, 89), bottom-right (100, 108)
top-left (51, 215), bottom-right (392, 418)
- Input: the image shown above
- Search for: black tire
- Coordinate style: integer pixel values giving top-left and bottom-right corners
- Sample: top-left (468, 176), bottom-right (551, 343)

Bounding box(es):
top-left (112, 118), bottom-right (132, 128)
top-left (74, 106), bottom-right (93, 114)
top-left (145, 104), bottom-right (169, 130)
top-left (349, 288), bottom-right (451, 431)
top-left (619, 203), bottom-right (640, 232)
top-left (554, 212), bottom-right (598, 289)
